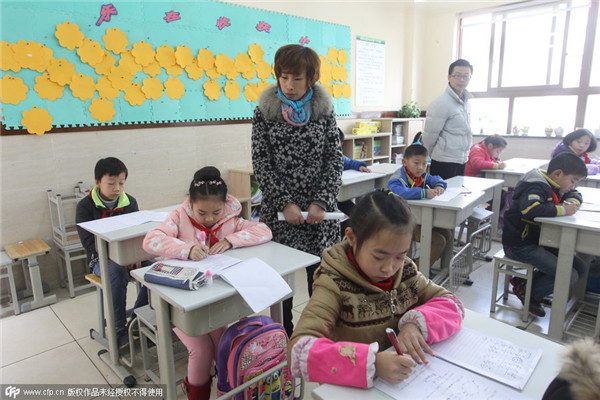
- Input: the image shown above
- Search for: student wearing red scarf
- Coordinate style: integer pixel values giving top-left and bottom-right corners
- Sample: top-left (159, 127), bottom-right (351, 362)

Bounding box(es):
top-left (387, 144), bottom-right (453, 268)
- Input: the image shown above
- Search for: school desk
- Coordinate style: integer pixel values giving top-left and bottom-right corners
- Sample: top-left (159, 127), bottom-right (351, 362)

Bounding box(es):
top-left (405, 179), bottom-right (487, 282)
top-left (79, 205), bottom-right (177, 388)
top-left (536, 186), bottom-right (600, 340)
top-left (339, 164), bottom-right (399, 202)
top-left (482, 158), bottom-right (548, 188)
top-left (447, 176), bottom-right (504, 238)
top-left (311, 308), bottom-right (563, 400)
top-left (130, 242), bottom-right (320, 400)
top-left (579, 173), bottom-right (600, 188)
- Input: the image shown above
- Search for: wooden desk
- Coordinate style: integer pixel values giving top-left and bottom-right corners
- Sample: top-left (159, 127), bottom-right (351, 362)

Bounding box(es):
top-left (536, 186), bottom-right (600, 340)
top-left (405, 181), bottom-right (486, 281)
top-left (483, 158), bottom-right (548, 188)
top-left (312, 309), bottom-right (563, 400)
top-left (131, 242), bottom-right (319, 400)
top-left (447, 176), bottom-right (504, 238)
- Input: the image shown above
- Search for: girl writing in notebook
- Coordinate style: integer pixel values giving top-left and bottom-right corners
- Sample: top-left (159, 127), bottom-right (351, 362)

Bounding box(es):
top-left (143, 166), bottom-right (272, 400)
top-left (288, 190), bottom-right (464, 388)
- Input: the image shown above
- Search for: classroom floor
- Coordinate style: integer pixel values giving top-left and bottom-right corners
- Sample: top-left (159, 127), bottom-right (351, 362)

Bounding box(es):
top-left (0, 240), bottom-right (588, 399)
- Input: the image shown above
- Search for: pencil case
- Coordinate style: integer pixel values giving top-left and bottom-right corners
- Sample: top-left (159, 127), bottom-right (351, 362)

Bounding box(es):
top-left (144, 261), bottom-right (213, 290)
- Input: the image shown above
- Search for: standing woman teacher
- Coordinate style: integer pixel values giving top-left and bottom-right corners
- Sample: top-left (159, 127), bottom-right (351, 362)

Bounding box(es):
top-left (422, 59), bottom-right (474, 179)
top-left (251, 44), bottom-right (343, 337)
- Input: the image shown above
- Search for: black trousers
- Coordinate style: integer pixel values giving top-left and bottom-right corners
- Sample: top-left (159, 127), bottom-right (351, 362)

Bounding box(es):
top-left (430, 160), bottom-right (465, 180)
top-left (282, 262), bottom-right (319, 338)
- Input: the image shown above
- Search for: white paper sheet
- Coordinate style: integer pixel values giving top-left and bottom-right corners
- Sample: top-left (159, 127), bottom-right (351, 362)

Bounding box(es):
top-left (342, 169), bottom-right (373, 179)
top-left (429, 327), bottom-right (542, 390)
top-left (428, 187), bottom-right (469, 202)
top-left (218, 257), bottom-right (292, 313)
top-left (77, 210), bottom-right (168, 234)
top-left (277, 212), bottom-right (346, 221)
top-left (156, 254), bottom-right (243, 275)
top-left (375, 356), bottom-right (533, 400)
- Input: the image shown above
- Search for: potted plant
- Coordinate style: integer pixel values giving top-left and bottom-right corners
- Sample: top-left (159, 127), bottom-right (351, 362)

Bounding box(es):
top-left (554, 126), bottom-right (564, 137)
top-left (397, 101), bottom-right (421, 118)
top-left (522, 126), bottom-right (530, 136)
top-left (512, 125), bottom-right (520, 136)
top-left (545, 126), bottom-right (553, 137)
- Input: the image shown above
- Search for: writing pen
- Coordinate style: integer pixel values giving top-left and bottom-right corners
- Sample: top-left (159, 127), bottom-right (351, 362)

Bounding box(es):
top-left (386, 328), bottom-right (404, 355)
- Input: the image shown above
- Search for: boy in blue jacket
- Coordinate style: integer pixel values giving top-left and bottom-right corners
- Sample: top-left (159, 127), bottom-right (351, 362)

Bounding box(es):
top-left (388, 144), bottom-right (452, 268)
top-left (502, 153), bottom-right (588, 317)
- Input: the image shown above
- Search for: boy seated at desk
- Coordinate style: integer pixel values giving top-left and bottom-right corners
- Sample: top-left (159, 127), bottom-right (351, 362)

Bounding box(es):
top-left (502, 153), bottom-right (588, 317)
top-left (387, 144), bottom-right (453, 269)
top-left (76, 157), bottom-right (149, 348)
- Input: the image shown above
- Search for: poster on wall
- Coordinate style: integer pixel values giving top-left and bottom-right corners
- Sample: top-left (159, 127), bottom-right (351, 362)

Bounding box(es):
top-left (355, 36), bottom-right (385, 107)
top-left (0, 0), bottom-right (351, 135)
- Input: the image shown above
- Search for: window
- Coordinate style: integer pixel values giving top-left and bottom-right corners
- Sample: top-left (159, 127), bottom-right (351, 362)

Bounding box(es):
top-left (459, 0), bottom-right (600, 136)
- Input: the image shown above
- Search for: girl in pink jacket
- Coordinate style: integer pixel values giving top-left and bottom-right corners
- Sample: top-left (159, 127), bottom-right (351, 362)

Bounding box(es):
top-left (465, 135), bottom-right (507, 177)
top-left (143, 166), bottom-right (272, 400)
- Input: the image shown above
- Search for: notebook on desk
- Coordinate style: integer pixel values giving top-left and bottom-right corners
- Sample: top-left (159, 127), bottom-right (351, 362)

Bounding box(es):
top-left (375, 327), bottom-right (542, 399)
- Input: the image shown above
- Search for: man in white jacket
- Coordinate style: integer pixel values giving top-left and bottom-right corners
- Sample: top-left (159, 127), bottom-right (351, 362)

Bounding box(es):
top-left (422, 59), bottom-right (474, 179)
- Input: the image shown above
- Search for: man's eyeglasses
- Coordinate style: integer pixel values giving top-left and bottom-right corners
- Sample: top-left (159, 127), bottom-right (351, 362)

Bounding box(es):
top-left (451, 74), bottom-right (471, 81)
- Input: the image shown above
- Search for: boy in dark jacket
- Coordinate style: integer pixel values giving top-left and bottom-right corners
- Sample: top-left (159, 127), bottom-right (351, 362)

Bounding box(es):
top-left (76, 157), bottom-right (148, 347)
top-left (502, 153), bottom-right (588, 317)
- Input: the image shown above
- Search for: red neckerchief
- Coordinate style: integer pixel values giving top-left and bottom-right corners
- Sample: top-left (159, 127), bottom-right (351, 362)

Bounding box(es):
top-left (405, 168), bottom-right (424, 188)
top-left (187, 215), bottom-right (223, 247)
top-left (346, 247), bottom-right (393, 292)
top-left (582, 152), bottom-right (591, 164)
top-left (551, 190), bottom-right (560, 205)
top-left (89, 191), bottom-right (125, 218)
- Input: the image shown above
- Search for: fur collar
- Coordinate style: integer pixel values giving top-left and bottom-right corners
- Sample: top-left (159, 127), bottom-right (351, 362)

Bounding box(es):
top-left (558, 339), bottom-right (600, 399)
top-left (257, 83), bottom-right (334, 122)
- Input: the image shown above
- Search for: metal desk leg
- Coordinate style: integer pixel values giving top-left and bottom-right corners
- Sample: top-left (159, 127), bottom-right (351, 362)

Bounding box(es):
top-left (95, 236), bottom-right (136, 387)
top-left (548, 227), bottom-right (577, 340)
top-left (155, 296), bottom-right (176, 400)
top-left (19, 256), bottom-right (57, 312)
top-left (270, 300), bottom-right (284, 324)
top-left (419, 208), bottom-right (433, 278)
top-left (491, 185), bottom-right (501, 238)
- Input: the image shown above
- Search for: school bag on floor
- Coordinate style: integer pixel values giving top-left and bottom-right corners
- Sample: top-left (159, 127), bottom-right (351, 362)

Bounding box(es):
top-left (217, 315), bottom-right (295, 400)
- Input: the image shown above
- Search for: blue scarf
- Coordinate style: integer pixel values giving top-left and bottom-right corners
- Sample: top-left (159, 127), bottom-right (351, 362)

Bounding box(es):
top-left (277, 87), bottom-right (313, 126)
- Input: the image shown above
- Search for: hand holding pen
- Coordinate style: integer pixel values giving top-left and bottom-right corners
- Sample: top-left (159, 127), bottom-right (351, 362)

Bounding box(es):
top-left (396, 324), bottom-right (435, 365)
top-left (374, 329), bottom-right (416, 385)
top-left (189, 231), bottom-right (209, 260)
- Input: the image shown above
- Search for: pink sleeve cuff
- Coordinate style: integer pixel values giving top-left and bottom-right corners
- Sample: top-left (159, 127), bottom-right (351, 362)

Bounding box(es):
top-left (398, 310), bottom-right (428, 340)
top-left (412, 295), bottom-right (464, 344)
top-left (290, 336), bottom-right (379, 388)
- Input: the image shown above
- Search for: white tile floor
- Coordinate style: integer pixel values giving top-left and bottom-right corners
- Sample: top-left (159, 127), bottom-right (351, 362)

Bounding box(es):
top-left (0, 241), bottom-right (579, 399)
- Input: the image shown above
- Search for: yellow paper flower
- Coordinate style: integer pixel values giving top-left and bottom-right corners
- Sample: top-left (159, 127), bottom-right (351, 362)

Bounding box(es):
top-left (338, 49), bottom-right (348, 66)
top-left (215, 53), bottom-right (237, 80)
top-left (185, 63), bottom-right (204, 80)
top-left (165, 77), bottom-right (185, 99)
top-left (32, 46), bottom-right (53, 73)
top-left (21, 107), bottom-right (53, 135)
top-left (235, 53), bottom-right (254, 80)
top-left (175, 45), bottom-right (195, 68)
top-left (224, 81), bottom-right (241, 101)
top-left (0, 75), bottom-right (28, 104)
top-left (332, 65), bottom-right (348, 82)
top-left (47, 57), bottom-right (76, 85)
top-left (342, 82), bottom-right (352, 98)
top-left (206, 68), bottom-right (220, 79)
top-left (327, 48), bottom-right (338, 64)
top-left (118, 50), bottom-right (142, 75)
top-left (203, 79), bottom-right (220, 101)
top-left (255, 60), bottom-right (272, 80)
top-left (55, 21), bottom-right (84, 50)
top-left (248, 43), bottom-right (264, 63)
top-left (155, 45), bottom-right (177, 68)
top-left (11, 40), bottom-right (49, 70)
top-left (141, 77), bottom-right (163, 100)
top-left (0, 41), bottom-right (21, 72)
top-left (96, 76), bottom-right (120, 100)
top-left (70, 73), bottom-right (96, 100)
top-left (34, 72), bottom-right (64, 101)
top-left (243, 82), bottom-right (260, 102)
top-left (131, 41), bottom-right (155, 66)
top-left (94, 51), bottom-right (116, 76)
top-left (257, 80), bottom-right (270, 95)
top-left (77, 38), bottom-right (105, 65)
top-left (102, 27), bottom-right (128, 54)
top-left (332, 83), bottom-right (343, 99)
top-left (143, 61), bottom-right (162, 77)
top-left (89, 98), bottom-right (116, 122)
top-left (165, 65), bottom-right (183, 77)
top-left (123, 82), bottom-right (146, 106)
top-left (197, 49), bottom-right (215, 70)
top-left (319, 62), bottom-right (332, 87)
top-left (107, 65), bottom-right (133, 90)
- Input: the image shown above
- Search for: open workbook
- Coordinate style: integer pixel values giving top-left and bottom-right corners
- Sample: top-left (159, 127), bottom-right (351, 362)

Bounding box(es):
top-left (375, 327), bottom-right (542, 399)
